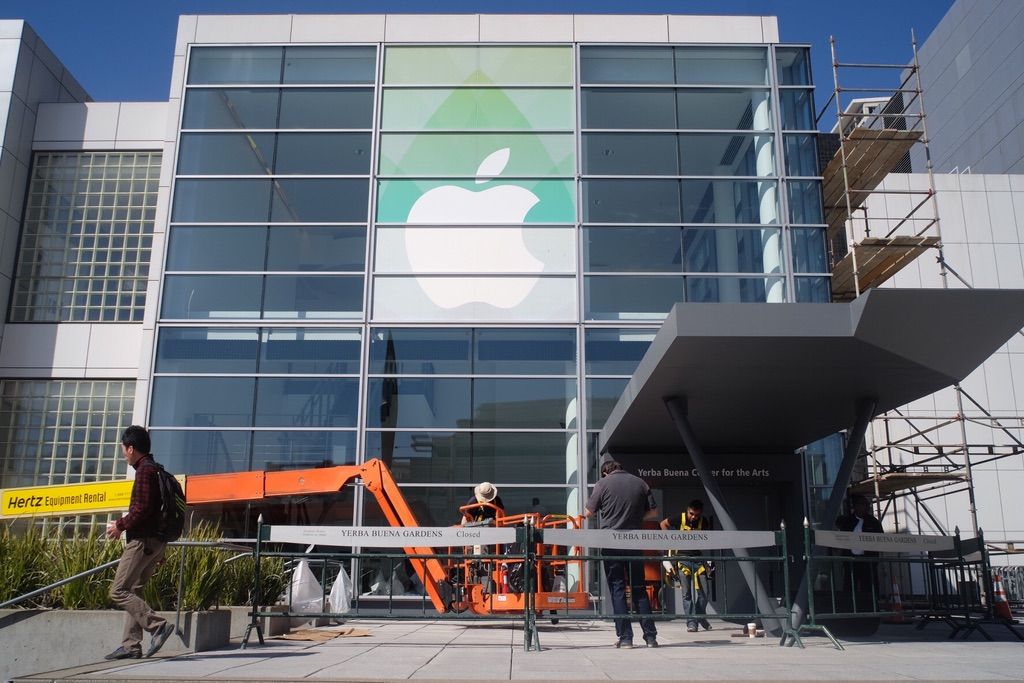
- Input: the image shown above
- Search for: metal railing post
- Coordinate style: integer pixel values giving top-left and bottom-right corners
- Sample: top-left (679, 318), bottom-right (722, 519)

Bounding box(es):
top-left (241, 515), bottom-right (265, 648)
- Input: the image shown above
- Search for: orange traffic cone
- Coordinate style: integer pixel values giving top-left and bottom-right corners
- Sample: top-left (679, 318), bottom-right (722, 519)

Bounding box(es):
top-left (992, 574), bottom-right (1013, 621)
top-left (884, 578), bottom-right (906, 624)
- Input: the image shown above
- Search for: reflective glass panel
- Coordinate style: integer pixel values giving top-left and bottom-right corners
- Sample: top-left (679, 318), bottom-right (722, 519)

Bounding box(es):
top-left (283, 46), bottom-right (375, 84)
top-left (369, 328), bottom-right (471, 375)
top-left (580, 47), bottom-right (674, 84)
top-left (780, 89), bottom-right (815, 130)
top-left (372, 277), bottom-right (576, 323)
top-left (365, 431), bottom-right (575, 485)
top-left (586, 377), bottom-right (628, 429)
top-left (682, 227), bottom-right (783, 273)
top-left (685, 276), bottom-right (784, 302)
top-left (584, 328), bottom-right (657, 375)
top-left (182, 89), bottom-right (280, 129)
top-left (270, 179), bottom-right (368, 222)
top-left (675, 47), bottom-right (768, 85)
top-left (373, 227), bottom-right (575, 275)
top-left (161, 275), bottom-right (262, 319)
top-left (783, 134), bottom-right (820, 176)
top-left (279, 89), bottom-right (374, 129)
top-left (788, 180), bottom-right (824, 224)
top-left (677, 89), bottom-right (772, 130)
top-left (177, 133), bottom-right (275, 175)
top-left (585, 276), bottom-right (683, 320)
top-left (776, 47), bottom-right (812, 86)
top-left (584, 227), bottom-right (682, 272)
top-left (188, 47), bottom-right (282, 84)
top-left (791, 227), bottom-right (828, 273)
top-left (384, 46), bottom-right (572, 85)
top-left (150, 377), bottom-right (254, 427)
top-left (472, 378), bottom-right (576, 429)
top-left (581, 89), bottom-right (676, 129)
top-left (381, 89), bottom-right (574, 131)
top-left (795, 276), bottom-right (831, 302)
top-left (252, 430), bottom-right (358, 470)
top-left (171, 179), bottom-right (271, 222)
top-left (679, 133), bottom-right (774, 176)
top-left (254, 378), bottom-right (359, 427)
top-left (155, 327), bottom-right (259, 373)
top-left (583, 179), bottom-right (681, 223)
top-left (266, 226), bottom-right (366, 272)
top-left (362, 486), bottom-right (574, 527)
top-left (262, 275), bottom-right (363, 319)
top-left (681, 179), bottom-right (779, 224)
top-left (582, 133), bottom-right (679, 175)
top-left (148, 430), bottom-right (251, 475)
top-left (378, 133), bottom-right (574, 177)
top-left (376, 179), bottom-right (574, 224)
top-left (260, 328), bottom-right (361, 374)
top-left (274, 133), bottom-right (372, 174)
top-left (366, 378), bottom-right (471, 428)
top-left (166, 226), bottom-right (267, 271)
top-left (473, 329), bottom-right (576, 375)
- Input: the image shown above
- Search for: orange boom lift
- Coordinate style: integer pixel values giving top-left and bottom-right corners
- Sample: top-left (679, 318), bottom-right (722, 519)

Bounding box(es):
top-left (185, 458), bottom-right (589, 616)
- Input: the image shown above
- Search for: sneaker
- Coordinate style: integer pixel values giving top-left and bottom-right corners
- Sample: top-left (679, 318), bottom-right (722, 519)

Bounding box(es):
top-left (701, 621), bottom-right (712, 631)
top-left (104, 646), bottom-right (142, 661)
top-left (146, 622), bottom-right (176, 658)
top-left (615, 638), bottom-right (634, 649)
top-left (686, 625), bottom-right (698, 633)
top-left (644, 637), bottom-right (659, 648)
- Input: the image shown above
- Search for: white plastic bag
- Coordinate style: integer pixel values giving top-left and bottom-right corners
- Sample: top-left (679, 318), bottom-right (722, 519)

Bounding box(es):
top-left (329, 565), bottom-right (352, 614)
top-left (288, 560), bottom-right (324, 625)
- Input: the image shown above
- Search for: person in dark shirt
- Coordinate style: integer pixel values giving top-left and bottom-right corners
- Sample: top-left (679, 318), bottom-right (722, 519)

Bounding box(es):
top-left (585, 458), bottom-right (660, 649)
top-left (463, 481), bottom-right (505, 524)
top-left (835, 494), bottom-right (884, 610)
top-left (103, 426), bottom-right (176, 660)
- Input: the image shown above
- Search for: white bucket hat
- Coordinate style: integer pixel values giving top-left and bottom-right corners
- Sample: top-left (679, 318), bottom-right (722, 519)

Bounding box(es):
top-left (474, 481), bottom-right (498, 503)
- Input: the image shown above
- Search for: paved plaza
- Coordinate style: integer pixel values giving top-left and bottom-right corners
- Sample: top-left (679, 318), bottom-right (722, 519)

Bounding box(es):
top-left (13, 618), bottom-right (1023, 682)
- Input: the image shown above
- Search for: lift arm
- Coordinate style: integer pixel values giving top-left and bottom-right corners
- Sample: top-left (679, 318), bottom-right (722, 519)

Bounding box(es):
top-left (185, 458), bottom-right (451, 613)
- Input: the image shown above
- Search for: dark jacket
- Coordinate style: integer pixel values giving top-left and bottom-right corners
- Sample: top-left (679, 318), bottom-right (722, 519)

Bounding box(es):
top-left (115, 454), bottom-right (161, 541)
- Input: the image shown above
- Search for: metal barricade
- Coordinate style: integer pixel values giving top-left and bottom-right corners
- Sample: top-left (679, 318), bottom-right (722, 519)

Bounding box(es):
top-left (242, 518), bottom-right (535, 650)
top-left (798, 525), bottom-right (997, 647)
top-left (536, 524), bottom-right (800, 650)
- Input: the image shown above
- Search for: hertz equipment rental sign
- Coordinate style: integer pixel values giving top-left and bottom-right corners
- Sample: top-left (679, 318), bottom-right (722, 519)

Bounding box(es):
top-left (1, 480), bottom-right (134, 518)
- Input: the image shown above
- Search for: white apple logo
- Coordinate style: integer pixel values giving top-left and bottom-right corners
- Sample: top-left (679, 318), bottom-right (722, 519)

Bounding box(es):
top-left (404, 148), bottom-right (544, 309)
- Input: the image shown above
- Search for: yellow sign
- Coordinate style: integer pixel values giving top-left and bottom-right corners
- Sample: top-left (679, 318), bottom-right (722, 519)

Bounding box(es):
top-left (0, 480), bottom-right (135, 518)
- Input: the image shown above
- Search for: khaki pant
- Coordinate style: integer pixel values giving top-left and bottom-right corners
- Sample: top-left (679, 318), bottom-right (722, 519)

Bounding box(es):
top-left (109, 538), bottom-right (168, 650)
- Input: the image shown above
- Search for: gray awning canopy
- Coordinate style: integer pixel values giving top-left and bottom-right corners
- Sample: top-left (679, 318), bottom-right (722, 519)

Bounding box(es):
top-left (599, 289), bottom-right (1024, 455)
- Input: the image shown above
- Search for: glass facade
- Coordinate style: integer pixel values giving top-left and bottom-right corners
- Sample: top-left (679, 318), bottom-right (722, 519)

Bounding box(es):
top-left (155, 42), bottom-right (826, 522)
top-left (12, 152), bottom-right (160, 322)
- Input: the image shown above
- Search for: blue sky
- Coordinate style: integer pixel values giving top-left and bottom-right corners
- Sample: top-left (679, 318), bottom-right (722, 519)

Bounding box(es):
top-left (1, 1), bottom-right (953, 131)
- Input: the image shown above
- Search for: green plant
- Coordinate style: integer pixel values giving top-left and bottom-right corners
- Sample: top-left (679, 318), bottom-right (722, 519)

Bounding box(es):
top-left (143, 520), bottom-right (228, 611)
top-left (53, 528), bottom-right (120, 609)
top-left (0, 522), bottom-right (50, 606)
top-left (223, 554), bottom-right (286, 607)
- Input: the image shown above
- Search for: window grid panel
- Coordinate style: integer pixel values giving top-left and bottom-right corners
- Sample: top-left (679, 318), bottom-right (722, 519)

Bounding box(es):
top-left (0, 380), bottom-right (135, 489)
top-left (13, 152), bottom-right (160, 322)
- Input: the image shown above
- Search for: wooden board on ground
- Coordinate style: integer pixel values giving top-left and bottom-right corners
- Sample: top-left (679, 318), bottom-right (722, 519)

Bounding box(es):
top-left (275, 626), bottom-right (372, 641)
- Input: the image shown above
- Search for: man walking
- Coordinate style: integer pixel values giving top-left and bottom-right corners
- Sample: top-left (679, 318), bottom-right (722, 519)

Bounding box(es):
top-left (585, 458), bottom-right (660, 648)
top-left (104, 425), bottom-right (176, 660)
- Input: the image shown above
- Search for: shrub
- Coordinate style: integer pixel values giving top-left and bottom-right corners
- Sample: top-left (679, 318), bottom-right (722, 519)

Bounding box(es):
top-left (53, 529), bottom-right (120, 609)
top-left (0, 523), bottom-right (50, 606)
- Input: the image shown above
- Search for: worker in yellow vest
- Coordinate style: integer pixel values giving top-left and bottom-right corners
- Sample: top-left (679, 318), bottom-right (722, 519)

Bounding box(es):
top-left (660, 499), bottom-right (713, 632)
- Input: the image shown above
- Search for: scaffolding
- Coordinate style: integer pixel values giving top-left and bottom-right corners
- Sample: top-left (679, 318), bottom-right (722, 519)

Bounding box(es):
top-left (819, 32), bottom-right (1023, 562)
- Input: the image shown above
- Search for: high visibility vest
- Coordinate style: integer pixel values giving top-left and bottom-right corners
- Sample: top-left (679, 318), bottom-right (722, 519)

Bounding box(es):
top-left (675, 515), bottom-right (709, 577)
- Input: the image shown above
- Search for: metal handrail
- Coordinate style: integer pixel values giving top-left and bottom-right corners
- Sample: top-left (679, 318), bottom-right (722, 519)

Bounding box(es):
top-left (0, 538), bottom-right (257, 612)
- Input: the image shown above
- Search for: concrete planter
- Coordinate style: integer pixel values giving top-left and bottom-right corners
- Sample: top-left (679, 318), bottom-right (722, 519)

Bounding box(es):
top-left (0, 608), bottom-right (231, 682)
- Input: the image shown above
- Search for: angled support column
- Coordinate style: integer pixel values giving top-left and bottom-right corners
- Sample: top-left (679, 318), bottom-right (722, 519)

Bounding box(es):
top-left (664, 396), bottom-right (783, 635)
top-left (789, 397), bottom-right (878, 635)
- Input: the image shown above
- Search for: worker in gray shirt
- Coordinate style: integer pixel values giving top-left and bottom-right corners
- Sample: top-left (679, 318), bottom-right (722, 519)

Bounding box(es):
top-left (584, 458), bottom-right (660, 648)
